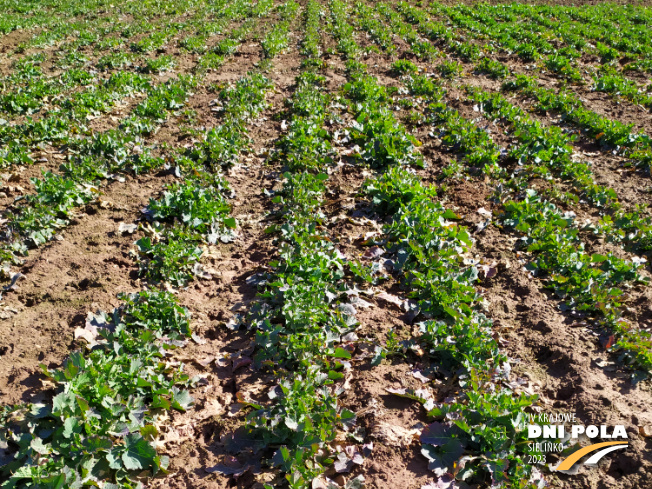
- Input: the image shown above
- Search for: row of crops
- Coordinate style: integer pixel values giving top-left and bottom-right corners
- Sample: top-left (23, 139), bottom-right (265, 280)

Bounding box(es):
top-left (0, 0), bottom-right (650, 488)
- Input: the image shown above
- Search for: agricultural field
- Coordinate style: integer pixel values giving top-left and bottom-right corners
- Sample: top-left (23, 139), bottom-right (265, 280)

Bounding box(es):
top-left (0, 0), bottom-right (652, 488)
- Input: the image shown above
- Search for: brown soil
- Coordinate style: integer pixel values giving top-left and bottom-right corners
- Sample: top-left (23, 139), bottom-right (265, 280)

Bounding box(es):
top-left (3, 3), bottom-right (652, 489)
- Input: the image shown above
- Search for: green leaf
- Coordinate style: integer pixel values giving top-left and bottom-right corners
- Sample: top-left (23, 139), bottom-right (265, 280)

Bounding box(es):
top-left (328, 370), bottom-right (344, 380)
top-left (420, 422), bottom-right (454, 446)
top-left (30, 403), bottom-right (50, 418)
top-left (339, 409), bottom-right (356, 428)
top-left (63, 416), bottom-right (81, 439)
top-left (171, 387), bottom-right (193, 411)
top-left (30, 437), bottom-right (50, 455)
top-left (443, 209), bottom-right (461, 220)
top-left (140, 425), bottom-right (158, 440)
top-left (52, 392), bottom-right (76, 414)
top-left (330, 347), bottom-right (351, 359)
top-left (122, 434), bottom-right (157, 471)
top-left (457, 228), bottom-right (472, 247)
top-left (151, 395), bottom-right (171, 410)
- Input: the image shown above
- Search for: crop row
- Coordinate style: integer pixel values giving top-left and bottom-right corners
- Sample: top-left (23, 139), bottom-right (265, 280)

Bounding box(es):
top-left (0, 0), bottom-right (295, 486)
top-left (353, 5), bottom-right (647, 219)
top-left (431, 2), bottom-right (652, 69)
top-left (350, 2), bottom-right (652, 268)
top-left (0, 0), bottom-right (269, 282)
top-left (329, 2), bottom-right (650, 479)
top-left (376, 0), bottom-right (652, 113)
top-left (136, 72), bottom-right (273, 286)
top-left (0, 74), bottom-right (194, 278)
top-left (471, 81), bottom-right (652, 258)
top-left (209, 6), bottom-right (368, 486)
top-left (218, 3), bottom-right (436, 486)
top-left (327, 3), bottom-right (544, 487)
top-left (381, 52), bottom-right (652, 373)
top-left (0, 0), bottom-right (279, 128)
top-left (379, 62), bottom-right (652, 373)
top-left (0, 0), bottom-right (241, 58)
top-left (0, 64), bottom-right (275, 486)
top-left (500, 76), bottom-right (652, 173)
top-left (245, 69), bottom-right (356, 488)
top-left (0, 0), bottom-right (263, 123)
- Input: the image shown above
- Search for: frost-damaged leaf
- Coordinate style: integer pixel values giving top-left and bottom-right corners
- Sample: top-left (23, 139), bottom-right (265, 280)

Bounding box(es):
top-left (421, 440), bottom-right (464, 475)
top-left (345, 475), bottom-right (365, 489)
top-left (371, 421), bottom-right (419, 447)
top-left (342, 332), bottom-right (358, 342)
top-left (386, 387), bottom-right (434, 406)
top-left (376, 291), bottom-right (403, 308)
top-left (74, 325), bottom-right (101, 348)
top-left (191, 333), bottom-right (206, 344)
top-left (76, 310), bottom-right (111, 347)
top-left (350, 296), bottom-right (372, 308)
top-left (334, 452), bottom-right (353, 473)
top-left (362, 246), bottom-right (384, 260)
top-left (193, 262), bottom-right (212, 280)
top-left (479, 262), bottom-right (498, 280)
top-left (225, 314), bottom-right (245, 331)
top-left (362, 442), bottom-right (373, 456)
top-left (0, 308), bottom-right (15, 319)
top-left (371, 345), bottom-right (385, 366)
top-left (475, 219), bottom-right (490, 233)
top-left (477, 207), bottom-right (492, 218)
top-left (195, 355), bottom-right (215, 367)
top-left (312, 477), bottom-right (340, 489)
top-left (3, 272), bottom-right (24, 292)
top-left (421, 474), bottom-right (457, 488)
top-left (205, 456), bottom-right (250, 476)
top-left (345, 445), bottom-right (364, 465)
top-left (118, 222), bottom-right (138, 235)
top-left (411, 370), bottom-right (431, 383)
top-left (232, 355), bottom-right (252, 371)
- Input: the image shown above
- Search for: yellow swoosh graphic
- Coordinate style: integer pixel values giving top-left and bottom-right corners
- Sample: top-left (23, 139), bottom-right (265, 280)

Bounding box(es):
top-left (555, 441), bottom-right (628, 471)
